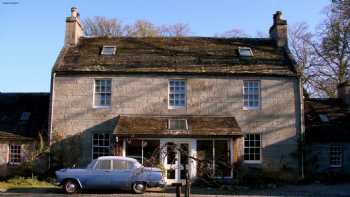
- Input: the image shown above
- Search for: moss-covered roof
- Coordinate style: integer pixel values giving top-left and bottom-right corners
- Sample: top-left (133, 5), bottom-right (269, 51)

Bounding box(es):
top-left (54, 37), bottom-right (297, 76)
top-left (114, 115), bottom-right (242, 138)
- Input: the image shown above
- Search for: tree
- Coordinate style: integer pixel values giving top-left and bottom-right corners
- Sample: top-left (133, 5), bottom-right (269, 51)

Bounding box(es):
top-left (83, 17), bottom-right (190, 37)
top-left (288, 0), bottom-right (350, 97)
top-left (83, 16), bottom-right (124, 37)
top-left (215, 28), bottom-right (248, 38)
top-left (288, 23), bottom-right (322, 97)
top-left (160, 23), bottom-right (191, 37)
top-left (124, 20), bottom-right (161, 37)
top-left (309, 0), bottom-right (350, 97)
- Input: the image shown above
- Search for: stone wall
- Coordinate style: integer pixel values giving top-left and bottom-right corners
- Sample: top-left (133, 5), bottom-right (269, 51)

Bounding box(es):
top-left (51, 74), bottom-right (300, 170)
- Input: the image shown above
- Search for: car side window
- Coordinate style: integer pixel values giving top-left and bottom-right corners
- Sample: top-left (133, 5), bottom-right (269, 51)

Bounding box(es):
top-left (112, 160), bottom-right (134, 170)
top-left (95, 159), bottom-right (111, 170)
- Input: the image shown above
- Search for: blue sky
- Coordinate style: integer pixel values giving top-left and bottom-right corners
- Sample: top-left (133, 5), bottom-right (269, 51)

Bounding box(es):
top-left (0, 0), bottom-right (329, 92)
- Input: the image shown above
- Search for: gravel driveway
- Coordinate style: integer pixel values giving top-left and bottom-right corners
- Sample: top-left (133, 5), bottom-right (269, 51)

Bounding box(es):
top-left (0, 184), bottom-right (350, 197)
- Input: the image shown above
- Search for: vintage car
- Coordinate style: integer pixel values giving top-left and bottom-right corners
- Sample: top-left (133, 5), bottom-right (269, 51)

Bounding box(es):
top-left (55, 156), bottom-right (165, 194)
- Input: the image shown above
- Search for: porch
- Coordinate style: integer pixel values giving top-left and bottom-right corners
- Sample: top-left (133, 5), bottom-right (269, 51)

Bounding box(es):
top-left (113, 115), bottom-right (242, 184)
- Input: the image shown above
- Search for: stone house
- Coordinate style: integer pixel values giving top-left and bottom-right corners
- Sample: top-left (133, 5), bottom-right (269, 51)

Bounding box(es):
top-left (305, 82), bottom-right (350, 176)
top-left (0, 93), bottom-right (49, 176)
top-left (50, 8), bottom-right (303, 184)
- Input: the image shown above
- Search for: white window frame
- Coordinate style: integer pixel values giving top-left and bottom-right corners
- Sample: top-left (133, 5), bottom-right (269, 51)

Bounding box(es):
top-left (92, 133), bottom-right (111, 160)
top-left (168, 79), bottom-right (186, 109)
top-left (243, 133), bottom-right (262, 164)
top-left (8, 144), bottom-right (21, 165)
top-left (329, 144), bottom-right (343, 168)
top-left (238, 47), bottom-right (254, 57)
top-left (168, 119), bottom-right (188, 130)
top-left (243, 80), bottom-right (261, 110)
top-left (101, 45), bottom-right (117, 55)
top-left (93, 79), bottom-right (112, 108)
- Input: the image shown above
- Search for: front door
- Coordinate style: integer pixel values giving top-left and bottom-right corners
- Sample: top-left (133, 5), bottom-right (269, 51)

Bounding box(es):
top-left (164, 142), bottom-right (190, 184)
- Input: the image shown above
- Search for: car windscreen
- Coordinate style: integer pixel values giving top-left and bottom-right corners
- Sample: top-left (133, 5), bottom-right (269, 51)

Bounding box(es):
top-left (86, 159), bottom-right (97, 169)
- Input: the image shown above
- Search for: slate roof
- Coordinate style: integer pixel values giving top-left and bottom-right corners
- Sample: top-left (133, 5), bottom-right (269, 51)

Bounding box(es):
top-left (54, 37), bottom-right (297, 77)
top-left (304, 98), bottom-right (350, 143)
top-left (114, 115), bottom-right (242, 138)
top-left (0, 93), bottom-right (49, 140)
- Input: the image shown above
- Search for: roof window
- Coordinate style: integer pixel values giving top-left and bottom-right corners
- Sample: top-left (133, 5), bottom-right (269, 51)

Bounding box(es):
top-left (101, 45), bottom-right (116, 55)
top-left (20, 112), bottom-right (31, 121)
top-left (168, 119), bottom-right (188, 130)
top-left (319, 114), bottom-right (329, 122)
top-left (238, 47), bottom-right (253, 57)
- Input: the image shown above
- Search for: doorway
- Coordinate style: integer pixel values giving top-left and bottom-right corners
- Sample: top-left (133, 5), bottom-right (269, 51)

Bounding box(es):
top-left (163, 141), bottom-right (191, 184)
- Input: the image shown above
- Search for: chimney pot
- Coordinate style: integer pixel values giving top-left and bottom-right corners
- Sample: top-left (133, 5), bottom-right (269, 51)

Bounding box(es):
top-left (71, 7), bottom-right (78, 17)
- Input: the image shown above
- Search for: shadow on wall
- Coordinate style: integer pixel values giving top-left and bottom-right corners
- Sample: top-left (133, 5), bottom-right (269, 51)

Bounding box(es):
top-left (50, 117), bottom-right (118, 171)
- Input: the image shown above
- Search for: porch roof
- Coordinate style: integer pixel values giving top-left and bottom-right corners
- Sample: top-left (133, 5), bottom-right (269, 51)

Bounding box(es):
top-left (114, 115), bottom-right (242, 138)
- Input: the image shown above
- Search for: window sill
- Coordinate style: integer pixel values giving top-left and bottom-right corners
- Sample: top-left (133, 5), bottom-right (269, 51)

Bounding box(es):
top-left (242, 106), bottom-right (260, 111)
top-left (93, 106), bottom-right (112, 109)
top-left (243, 160), bottom-right (262, 164)
top-left (329, 165), bottom-right (342, 168)
top-left (168, 106), bottom-right (186, 110)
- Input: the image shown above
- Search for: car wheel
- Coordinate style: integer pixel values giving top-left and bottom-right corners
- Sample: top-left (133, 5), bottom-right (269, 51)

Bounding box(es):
top-left (64, 180), bottom-right (79, 194)
top-left (132, 182), bottom-right (146, 194)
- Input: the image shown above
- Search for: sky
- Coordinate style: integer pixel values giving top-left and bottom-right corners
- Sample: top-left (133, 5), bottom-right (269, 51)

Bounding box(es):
top-left (0, 0), bottom-right (330, 92)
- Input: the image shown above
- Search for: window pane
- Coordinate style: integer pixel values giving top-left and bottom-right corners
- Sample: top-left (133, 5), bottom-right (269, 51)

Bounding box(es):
top-left (330, 144), bottom-right (343, 167)
top-left (167, 143), bottom-right (176, 165)
top-left (96, 160), bottom-right (111, 170)
top-left (92, 133), bottom-right (110, 159)
top-left (244, 134), bottom-right (262, 162)
top-left (112, 160), bottom-right (128, 170)
top-left (197, 140), bottom-right (214, 177)
top-left (169, 119), bottom-right (187, 130)
top-left (94, 79), bottom-right (112, 107)
top-left (169, 80), bottom-right (186, 108)
top-left (125, 139), bottom-right (142, 164)
top-left (243, 80), bottom-right (260, 109)
top-left (143, 140), bottom-right (160, 167)
top-left (9, 144), bottom-right (21, 165)
top-left (214, 140), bottom-right (231, 177)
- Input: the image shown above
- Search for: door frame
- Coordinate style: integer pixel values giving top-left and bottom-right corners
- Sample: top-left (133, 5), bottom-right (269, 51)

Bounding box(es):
top-left (160, 139), bottom-right (197, 185)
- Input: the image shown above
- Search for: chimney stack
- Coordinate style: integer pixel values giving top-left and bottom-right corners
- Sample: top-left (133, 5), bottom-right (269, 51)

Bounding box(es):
top-left (269, 11), bottom-right (288, 48)
top-left (64, 7), bottom-right (83, 46)
top-left (337, 81), bottom-right (350, 105)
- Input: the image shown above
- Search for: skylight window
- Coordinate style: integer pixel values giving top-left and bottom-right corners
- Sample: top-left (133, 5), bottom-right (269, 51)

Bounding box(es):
top-left (101, 45), bottom-right (116, 55)
top-left (319, 114), bottom-right (329, 122)
top-left (168, 119), bottom-right (188, 130)
top-left (239, 47), bottom-right (253, 57)
top-left (20, 112), bottom-right (31, 121)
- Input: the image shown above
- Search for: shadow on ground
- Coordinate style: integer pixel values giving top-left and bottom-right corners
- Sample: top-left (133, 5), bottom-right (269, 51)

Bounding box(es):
top-left (2, 185), bottom-right (350, 197)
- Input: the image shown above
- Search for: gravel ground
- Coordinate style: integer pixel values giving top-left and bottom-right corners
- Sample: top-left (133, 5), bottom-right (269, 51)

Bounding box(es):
top-left (0, 184), bottom-right (350, 197)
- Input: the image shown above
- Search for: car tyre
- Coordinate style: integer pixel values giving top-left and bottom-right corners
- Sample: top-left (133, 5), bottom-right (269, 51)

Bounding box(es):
top-left (63, 180), bottom-right (79, 194)
top-left (132, 182), bottom-right (146, 194)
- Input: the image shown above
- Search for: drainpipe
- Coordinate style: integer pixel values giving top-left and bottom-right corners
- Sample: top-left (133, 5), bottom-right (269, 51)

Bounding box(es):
top-left (48, 71), bottom-right (56, 169)
top-left (299, 76), bottom-right (305, 179)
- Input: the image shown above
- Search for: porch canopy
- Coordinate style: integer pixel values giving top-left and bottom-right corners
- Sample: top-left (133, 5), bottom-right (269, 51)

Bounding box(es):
top-left (114, 115), bottom-right (242, 138)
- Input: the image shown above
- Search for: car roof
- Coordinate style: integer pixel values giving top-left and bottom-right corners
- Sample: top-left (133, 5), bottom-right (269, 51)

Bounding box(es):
top-left (97, 156), bottom-right (138, 162)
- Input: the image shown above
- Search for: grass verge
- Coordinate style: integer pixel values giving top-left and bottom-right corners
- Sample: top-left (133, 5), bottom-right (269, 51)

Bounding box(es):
top-left (0, 176), bottom-right (57, 190)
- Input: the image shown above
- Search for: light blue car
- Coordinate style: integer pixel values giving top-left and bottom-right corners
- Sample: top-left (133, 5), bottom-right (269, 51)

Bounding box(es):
top-left (55, 156), bottom-right (165, 194)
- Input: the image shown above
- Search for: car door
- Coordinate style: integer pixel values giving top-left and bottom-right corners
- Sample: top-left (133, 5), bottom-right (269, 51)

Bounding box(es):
top-left (85, 159), bottom-right (112, 189)
top-left (110, 159), bottom-right (135, 188)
